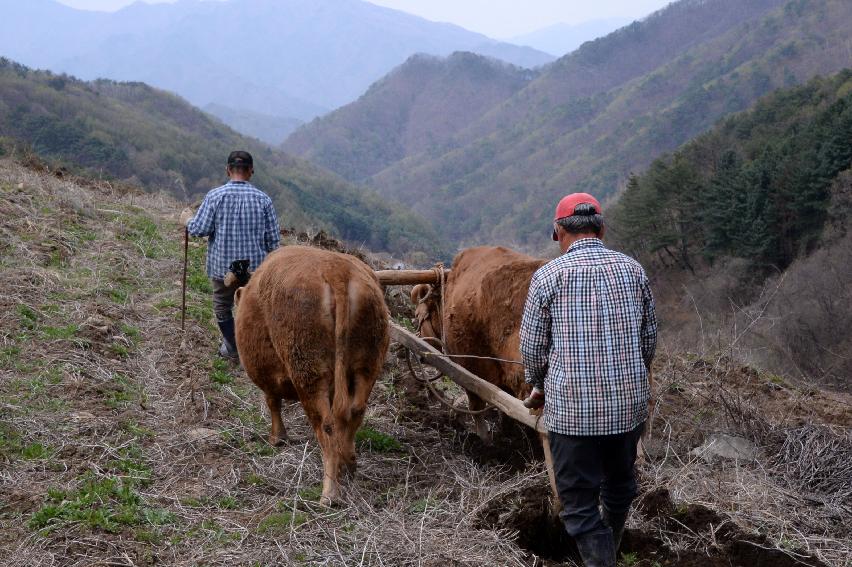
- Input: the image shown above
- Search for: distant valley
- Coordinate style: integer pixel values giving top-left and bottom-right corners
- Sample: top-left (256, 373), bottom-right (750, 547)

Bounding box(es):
top-left (0, 0), bottom-right (553, 142)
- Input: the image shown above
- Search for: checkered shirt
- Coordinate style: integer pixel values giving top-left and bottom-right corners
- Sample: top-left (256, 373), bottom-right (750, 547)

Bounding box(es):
top-left (520, 238), bottom-right (657, 436)
top-left (186, 181), bottom-right (281, 279)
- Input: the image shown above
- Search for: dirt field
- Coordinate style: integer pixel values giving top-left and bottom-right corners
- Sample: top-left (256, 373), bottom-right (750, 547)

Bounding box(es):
top-left (1, 160), bottom-right (849, 566)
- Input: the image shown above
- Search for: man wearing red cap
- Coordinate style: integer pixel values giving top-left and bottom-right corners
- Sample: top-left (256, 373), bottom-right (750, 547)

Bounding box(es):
top-left (520, 193), bottom-right (657, 567)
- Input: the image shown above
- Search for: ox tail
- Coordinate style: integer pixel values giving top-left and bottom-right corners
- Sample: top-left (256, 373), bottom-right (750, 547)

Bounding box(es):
top-left (331, 281), bottom-right (351, 423)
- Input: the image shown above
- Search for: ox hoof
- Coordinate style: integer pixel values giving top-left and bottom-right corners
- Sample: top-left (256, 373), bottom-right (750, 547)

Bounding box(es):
top-left (268, 434), bottom-right (289, 447)
top-left (319, 493), bottom-right (340, 508)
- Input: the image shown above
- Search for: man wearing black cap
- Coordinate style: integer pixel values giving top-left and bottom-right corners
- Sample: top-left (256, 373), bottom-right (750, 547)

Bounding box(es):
top-left (180, 151), bottom-right (281, 360)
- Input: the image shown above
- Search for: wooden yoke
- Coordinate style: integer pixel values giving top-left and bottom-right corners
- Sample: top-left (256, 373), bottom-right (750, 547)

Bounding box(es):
top-left (375, 269), bottom-right (451, 286)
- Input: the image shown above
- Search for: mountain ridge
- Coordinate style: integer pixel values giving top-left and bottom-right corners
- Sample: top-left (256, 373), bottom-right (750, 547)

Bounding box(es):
top-left (283, 52), bottom-right (537, 183)
top-left (288, 0), bottom-right (852, 249)
top-left (508, 18), bottom-right (633, 57)
top-left (0, 0), bottom-right (553, 140)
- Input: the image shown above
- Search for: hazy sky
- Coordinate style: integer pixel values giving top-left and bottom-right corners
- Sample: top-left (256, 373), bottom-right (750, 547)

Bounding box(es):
top-left (55, 0), bottom-right (673, 37)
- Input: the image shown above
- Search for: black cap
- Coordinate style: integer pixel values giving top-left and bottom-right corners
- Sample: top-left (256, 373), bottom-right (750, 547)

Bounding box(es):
top-left (227, 150), bottom-right (253, 168)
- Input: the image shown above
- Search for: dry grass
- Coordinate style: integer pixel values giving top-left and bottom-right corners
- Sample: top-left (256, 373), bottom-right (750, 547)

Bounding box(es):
top-left (0, 160), bottom-right (540, 566)
top-left (0, 159), bottom-right (849, 566)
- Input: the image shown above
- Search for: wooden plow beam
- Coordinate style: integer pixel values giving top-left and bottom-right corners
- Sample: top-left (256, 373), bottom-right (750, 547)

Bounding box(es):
top-left (389, 321), bottom-right (559, 501)
top-left (390, 322), bottom-right (544, 433)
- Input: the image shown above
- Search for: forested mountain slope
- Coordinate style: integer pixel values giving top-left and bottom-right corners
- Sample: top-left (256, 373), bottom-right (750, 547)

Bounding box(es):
top-left (283, 53), bottom-right (537, 182)
top-left (299, 0), bottom-right (852, 249)
top-left (0, 59), bottom-right (447, 259)
top-left (610, 71), bottom-right (852, 390)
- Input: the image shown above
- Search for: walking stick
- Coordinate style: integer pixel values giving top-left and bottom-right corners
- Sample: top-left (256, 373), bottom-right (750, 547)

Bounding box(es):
top-left (181, 226), bottom-right (189, 331)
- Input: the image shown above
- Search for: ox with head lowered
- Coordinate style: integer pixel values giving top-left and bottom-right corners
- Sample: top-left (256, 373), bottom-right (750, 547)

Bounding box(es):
top-left (235, 246), bottom-right (389, 505)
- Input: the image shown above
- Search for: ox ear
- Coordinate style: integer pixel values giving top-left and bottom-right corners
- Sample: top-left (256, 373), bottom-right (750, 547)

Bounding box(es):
top-left (410, 284), bottom-right (432, 305)
top-left (234, 286), bottom-right (243, 307)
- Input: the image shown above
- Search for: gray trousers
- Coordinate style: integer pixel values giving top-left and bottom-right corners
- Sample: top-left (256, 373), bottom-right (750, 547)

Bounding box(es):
top-left (549, 422), bottom-right (645, 537)
top-left (211, 278), bottom-right (236, 323)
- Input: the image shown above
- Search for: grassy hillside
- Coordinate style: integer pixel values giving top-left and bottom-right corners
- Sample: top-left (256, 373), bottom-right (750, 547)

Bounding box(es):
top-left (298, 0), bottom-right (852, 249)
top-left (283, 52), bottom-right (537, 182)
top-left (610, 71), bottom-right (852, 390)
top-left (1, 158), bottom-right (849, 566)
top-left (0, 58), bottom-right (449, 260)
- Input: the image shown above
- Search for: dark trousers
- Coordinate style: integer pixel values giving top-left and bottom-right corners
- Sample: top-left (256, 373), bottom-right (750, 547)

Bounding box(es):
top-left (211, 278), bottom-right (236, 322)
top-left (549, 422), bottom-right (645, 537)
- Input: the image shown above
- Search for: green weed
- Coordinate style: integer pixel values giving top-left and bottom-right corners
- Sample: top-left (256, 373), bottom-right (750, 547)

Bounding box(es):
top-left (108, 444), bottom-right (152, 487)
top-left (121, 421), bottom-right (154, 439)
top-left (0, 425), bottom-right (23, 458)
top-left (211, 358), bottom-right (234, 385)
top-left (410, 498), bottom-right (438, 514)
top-left (110, 343), bottom-right (131, 358)
top-left (229, 407), bottom-right (265, 431)
top-left (41, 324), bottom-right (79, 340)
top-left (244, 473), bottom-right (265, 486)
top-left (257, 511), bottom-right (308, 534)
top-left (0, 344), bottom-right (22, 368)
top-left (29, 474), bottom-right (143, 533)
top-left (217, 496), bottom-right (238, 510)
top-left (107, 287), bottom-right (130, 304)
top-left (355, 427), bottom-right (402, 453)
top-left (21, 442), bottom-right (52, 460)
top-left (119, 215), bottom-right (163, 259)
top-left (120, 323), bottom-right (141, 343)
top-left (17, 304), bottom-right (39, 329)
top-left (104, 373), bottom-right (137, 409)
top-left (297, 485), bottom-right (324, 503)
top-left (188, 271), bottom-right (212, 294)
top-left (153, 298), bottom-right (178, 311)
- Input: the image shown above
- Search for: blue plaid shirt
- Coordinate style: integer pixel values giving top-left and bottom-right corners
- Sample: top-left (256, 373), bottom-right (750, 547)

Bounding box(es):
top-left (520, 238), bottom-right (657, 436)
top-left (187, 181), bottom-right (281, 279)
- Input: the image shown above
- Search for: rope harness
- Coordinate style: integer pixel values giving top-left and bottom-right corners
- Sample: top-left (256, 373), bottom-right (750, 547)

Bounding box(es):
top-left (404, 349), bottom-right (495, 416)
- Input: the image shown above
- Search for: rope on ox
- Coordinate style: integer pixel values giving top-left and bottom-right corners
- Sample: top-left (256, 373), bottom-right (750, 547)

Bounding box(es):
top-left (419, 352), bottom-right (524, 365)
top-left (404, 349), bottom-right (495, 416)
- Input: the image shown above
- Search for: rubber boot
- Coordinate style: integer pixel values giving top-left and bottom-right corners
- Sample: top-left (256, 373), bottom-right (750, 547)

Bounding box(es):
top-left (602, 509), bottom-right (629, 554)
top-left (216, 318), bottom-right (239, 361)
top-left (574, 527), bottom-right (616, 567)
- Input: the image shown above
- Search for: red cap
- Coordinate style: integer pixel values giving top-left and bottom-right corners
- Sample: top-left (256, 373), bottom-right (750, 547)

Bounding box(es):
top-left (554, 192), bottom-right (602, 221)
top-left (552, 193), bottom-right (602, 241)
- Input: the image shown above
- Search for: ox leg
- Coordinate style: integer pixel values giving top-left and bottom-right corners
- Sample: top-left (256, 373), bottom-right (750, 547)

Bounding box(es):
top-left (467, 392), bottom-right (491, 442)
top-left (339, 371), bottom-right (377, 478)
top-left (298, 388), bottom-right (341, 506)
top-left (265, 394), bottom-right (287, 446)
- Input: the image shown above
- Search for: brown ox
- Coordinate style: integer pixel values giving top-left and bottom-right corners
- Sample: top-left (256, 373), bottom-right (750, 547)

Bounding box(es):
top-left (235, 246), bottom-right (389, 504)
top-left (411, 246), bottom-right (546, 439)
